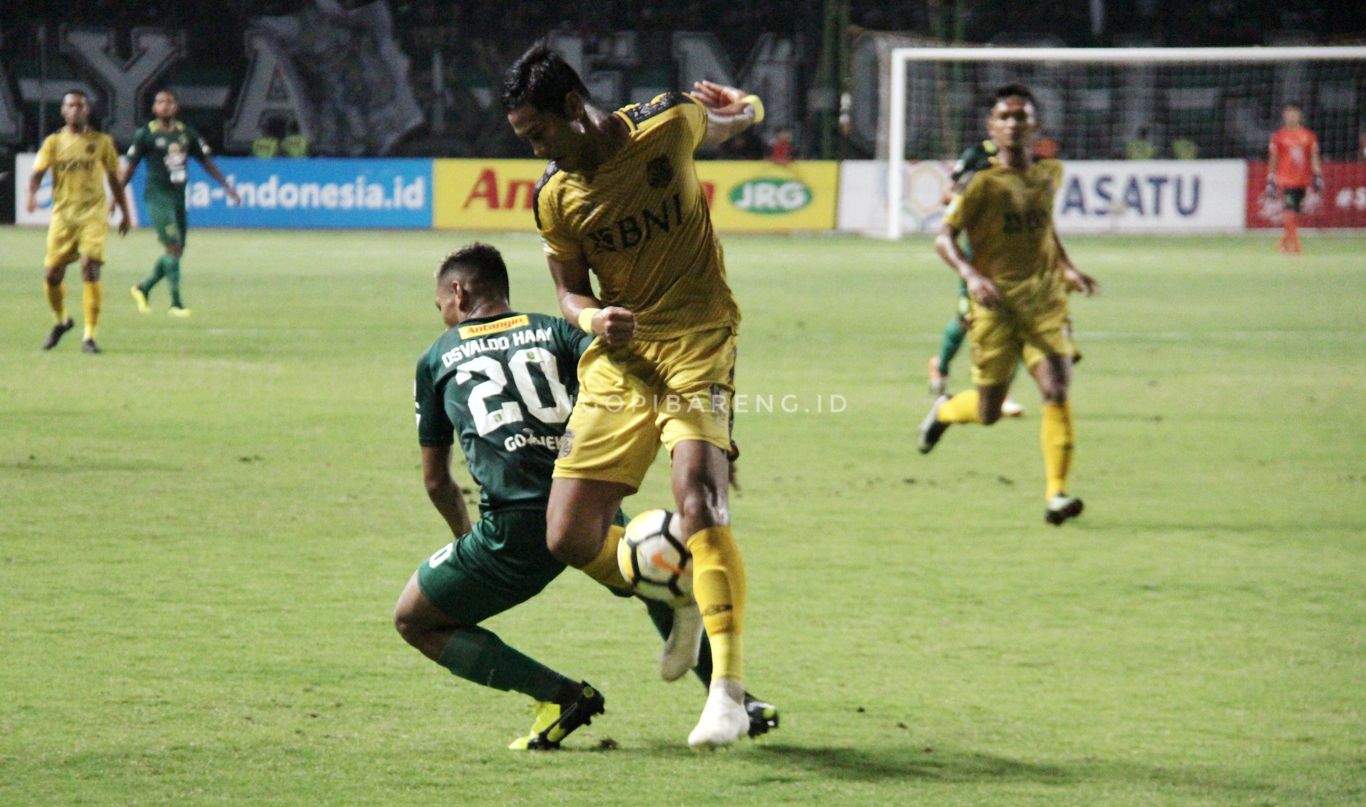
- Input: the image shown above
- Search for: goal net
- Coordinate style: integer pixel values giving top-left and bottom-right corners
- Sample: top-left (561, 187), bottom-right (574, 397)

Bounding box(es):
top-left (881, 46), bottom-right (1366, 238)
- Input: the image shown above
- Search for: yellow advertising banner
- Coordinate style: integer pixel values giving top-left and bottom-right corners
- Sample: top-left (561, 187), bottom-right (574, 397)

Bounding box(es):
top-left (433, 159), bottom-right (838, 232)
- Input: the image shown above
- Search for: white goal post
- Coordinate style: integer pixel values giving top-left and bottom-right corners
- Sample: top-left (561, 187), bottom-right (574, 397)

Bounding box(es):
top-left (884, 46), bottom-right (1366, 239)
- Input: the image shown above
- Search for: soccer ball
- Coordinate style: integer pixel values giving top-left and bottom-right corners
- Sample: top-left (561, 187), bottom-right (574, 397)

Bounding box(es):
top-left (617, 509), bottom-right (692, 604)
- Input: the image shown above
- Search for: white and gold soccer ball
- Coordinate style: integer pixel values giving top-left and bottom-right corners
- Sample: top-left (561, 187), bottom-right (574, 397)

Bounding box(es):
top-left (617, 509), bottom-right (693, 604)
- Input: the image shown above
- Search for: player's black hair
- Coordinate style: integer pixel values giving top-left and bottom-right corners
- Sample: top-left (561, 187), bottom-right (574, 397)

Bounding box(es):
top-left (154, 87), bottom-right (179, 101)
top-left (438, 242), bottom-right (510, 302)
top-left (501, 44), bottom-right (590, 115)
top-left (1282, 101), bottom-right (1303, 112)
top-left (992, 83), bottom-right (1039, 113)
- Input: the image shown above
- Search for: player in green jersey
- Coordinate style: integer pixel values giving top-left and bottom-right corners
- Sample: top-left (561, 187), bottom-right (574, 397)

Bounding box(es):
top-left (393, 243), bottom-right (778, 749)
top-left (926, 135), bottom-right (1023, 417)
top-left (119, 90), bottom-right (239, 317)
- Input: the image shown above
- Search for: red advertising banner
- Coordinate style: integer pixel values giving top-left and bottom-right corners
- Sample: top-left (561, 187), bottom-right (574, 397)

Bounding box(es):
top-left (1247, 161), bottom-right (1366, 229)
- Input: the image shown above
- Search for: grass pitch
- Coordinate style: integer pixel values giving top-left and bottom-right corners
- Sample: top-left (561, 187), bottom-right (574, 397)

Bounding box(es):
top-left (1, 226), bottom-right (1363, 805)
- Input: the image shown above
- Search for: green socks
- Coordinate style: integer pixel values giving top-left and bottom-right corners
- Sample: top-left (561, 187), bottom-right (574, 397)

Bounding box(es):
top-left (937, 316), bottom-right (967, 377)
top-left (141, 255), bottom-right (184, 308)
top-left (436, 625), bottom-right (572, 703)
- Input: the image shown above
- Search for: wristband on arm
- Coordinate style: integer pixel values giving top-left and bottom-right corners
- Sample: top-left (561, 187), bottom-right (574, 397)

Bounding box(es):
top-left (741, 94), bottom-right (765, 124)
top-left (578, 307), bottom-right (601, 334)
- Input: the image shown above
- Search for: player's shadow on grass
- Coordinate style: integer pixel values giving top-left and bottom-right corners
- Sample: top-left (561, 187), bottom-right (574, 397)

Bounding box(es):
top-left (753, 743), bottom-right (1071, 784)
top-left (753, 744), bottom-right (1273, 799)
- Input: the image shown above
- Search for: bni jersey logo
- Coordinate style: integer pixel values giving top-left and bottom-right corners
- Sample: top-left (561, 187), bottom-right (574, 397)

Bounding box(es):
top-left (728, 179), bottom-right (812, 214)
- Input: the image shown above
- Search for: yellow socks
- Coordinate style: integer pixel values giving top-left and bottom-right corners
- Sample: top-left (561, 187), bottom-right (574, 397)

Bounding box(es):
top-left (82, 281), bottom-right (102, 340)
top-left (1041, 401), bottom-right (1074, 499)
top-left (686, 526), bottom-right (746, 681)
top-left (45, 281), bottom-right (65, 323)
top-left (937, 389), bottom-right (981, 424)
top-left (580, 524), bottom-right (630, 591)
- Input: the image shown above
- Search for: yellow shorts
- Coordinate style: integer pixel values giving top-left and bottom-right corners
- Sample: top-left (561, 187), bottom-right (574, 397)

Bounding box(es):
top-left (45, 210), bottom-right (108, 268)
top-left (968, 293), bottom-right (1077, 387)
top-left (553, 327), bottom-right (736, 490)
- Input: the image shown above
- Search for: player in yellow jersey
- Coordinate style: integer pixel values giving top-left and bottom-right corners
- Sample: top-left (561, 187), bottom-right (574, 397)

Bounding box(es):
top-left (27, 90), bottom-right (130, 353)
top-left (917, 84), bottom-right (1099, 525)
top-left (503, 45), bottom-right (763, 748)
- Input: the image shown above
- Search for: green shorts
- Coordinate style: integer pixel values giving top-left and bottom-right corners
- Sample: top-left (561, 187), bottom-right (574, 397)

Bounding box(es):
top-left (147, 196), bottom-right (187, 246)
top-left (416, 509), bottom-right (565, 626)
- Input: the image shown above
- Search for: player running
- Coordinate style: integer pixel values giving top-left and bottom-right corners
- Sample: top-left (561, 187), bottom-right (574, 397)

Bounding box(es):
top-left (119, 89), bottom-right (240, 317)
top-left (1266, 103), bottom-right (1322, 255)
top-left (917, 84), bottom-right (1099, 525)
top-left (503, 45), bottom-right (762, 748)
top-left (927, 134), bottom-right (1023, 418)
top-left (26, 90), bottom-right (131, 354)
top-left (393, 243), bottom-right (778, 750)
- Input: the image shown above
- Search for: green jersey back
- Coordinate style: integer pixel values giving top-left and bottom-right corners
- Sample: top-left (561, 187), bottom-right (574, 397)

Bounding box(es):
top-left (415, 312), bottom-right (592, 513)
top-left (127, 121), bottom-right (209, 200)
top-left (951, 139), bottom-right (999, 190)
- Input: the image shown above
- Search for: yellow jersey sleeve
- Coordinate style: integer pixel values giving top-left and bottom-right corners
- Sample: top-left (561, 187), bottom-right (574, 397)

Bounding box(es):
top-left (33, 134), bottom-right (56, 172)
top-left (943, 172), bottom-right (981, 231)
top-left (1041, 159), bottom-right (1064, 199)
top-left (98, 134), bottom-right (118, 175)
top-left (534, 168), bottom-right (582, 263)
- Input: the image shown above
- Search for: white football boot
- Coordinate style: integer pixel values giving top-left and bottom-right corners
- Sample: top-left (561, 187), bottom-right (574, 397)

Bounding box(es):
top-left (688, 678), bottom-right (749, 749)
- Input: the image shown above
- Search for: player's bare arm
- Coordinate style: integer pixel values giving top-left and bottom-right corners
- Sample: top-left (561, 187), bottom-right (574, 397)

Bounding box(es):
top-left (1311, 140), bottom-right (1324, 191)
top-left (107, 173), bottom-right (132, 236)
top-left (936, 220), bottom-right (1002, 308)
top-left (198, 155), bottom-right (242, 204)
top-left (548, 253), bottom-right (635, 346)
top-left (1053, 232), bottom-right (1098, 295)
top-left (25, 166), bottom-right (46, 214)
top-left (421, 444), bottom-right (472, 537)
top-left (692, 81), bottom-right (762, 147)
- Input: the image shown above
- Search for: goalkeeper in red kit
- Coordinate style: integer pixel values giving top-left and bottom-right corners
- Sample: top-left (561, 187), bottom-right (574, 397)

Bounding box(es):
top-left (1266, 103), bottom-right (1323, 255)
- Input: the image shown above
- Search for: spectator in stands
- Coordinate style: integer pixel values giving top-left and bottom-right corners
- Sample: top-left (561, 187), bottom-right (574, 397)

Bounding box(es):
top-left (252, 116), bottom-right (287, 158)
top-left (282, 121), bottom-right (309, 158)
top-left (1033, 134), bottom-right (1059, 159)
top-left (767, 128), bottom-right (793, 164)
top-left (1171, 138), bottom-right (1198, 160)
top-left (1359, 132), bottom-right (1366, 162)
top-left (1126, 127), bottom-right (1156, 160)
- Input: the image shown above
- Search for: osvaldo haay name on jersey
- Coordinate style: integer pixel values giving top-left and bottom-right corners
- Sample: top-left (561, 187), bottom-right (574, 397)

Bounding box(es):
top-left (440, 326), bottom-right (557, 368)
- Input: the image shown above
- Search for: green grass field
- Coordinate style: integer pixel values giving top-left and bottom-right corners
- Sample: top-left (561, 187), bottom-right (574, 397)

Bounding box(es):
top-left (1, 226), bottom-right (1363, 805)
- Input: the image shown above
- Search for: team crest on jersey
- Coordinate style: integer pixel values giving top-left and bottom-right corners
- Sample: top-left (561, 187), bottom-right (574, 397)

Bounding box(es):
top-left (557, 428), bottom-right (575, 459)
top-left (85, 143), bottom-right (95, 154)
top-left (646, 156), bottom-right (673, 188)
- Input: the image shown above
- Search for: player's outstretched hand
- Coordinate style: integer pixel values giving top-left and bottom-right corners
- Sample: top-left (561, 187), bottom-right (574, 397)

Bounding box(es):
top-left (966, 273), bottom-right (1002, 309)
top-left (1063, 266), bottom-right (1099, 296)
top-left (227, 187), bottom-right (242, 205)
top-left (25, 194), bottom-right (37, 214)
top-left (118, 215), bottom-right (130, 237)
top-left (692, 81), bottom-right (749, 115)
top-left (594, 306), bottom-right (636, 347)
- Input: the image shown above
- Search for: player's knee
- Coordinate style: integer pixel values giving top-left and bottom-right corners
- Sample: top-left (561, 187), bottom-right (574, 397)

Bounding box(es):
top-left (980, 408), bottom-right (1003, 426)
top-left (677, 482), bottom-right (726, 529)
top-left (545, 523), bottom-right (596, 567)
top-left (393, 605), bottom-right (423, 647)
